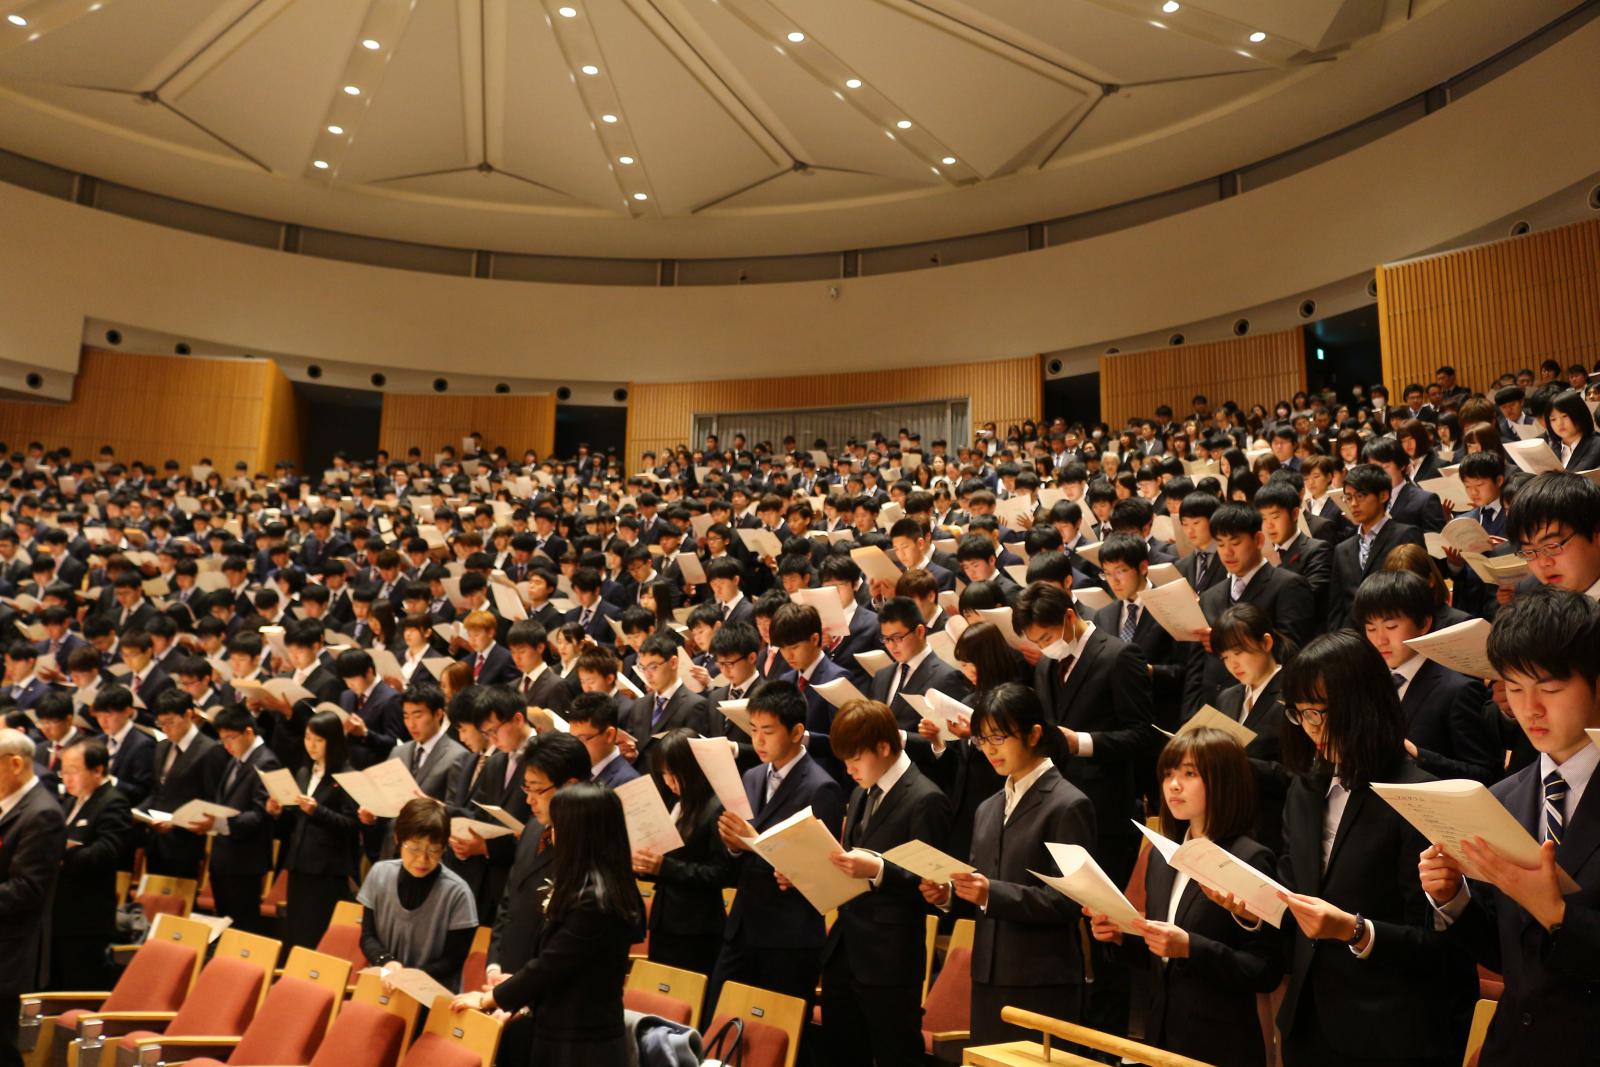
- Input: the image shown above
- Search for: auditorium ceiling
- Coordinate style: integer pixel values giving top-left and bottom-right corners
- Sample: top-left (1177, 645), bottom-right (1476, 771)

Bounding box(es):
top-left (0, 0), bottom-right (1577, 257)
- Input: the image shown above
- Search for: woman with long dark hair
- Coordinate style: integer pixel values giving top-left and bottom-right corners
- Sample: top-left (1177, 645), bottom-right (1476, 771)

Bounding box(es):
top-left (266, 709), bottom-right (361, 949)
top-left (452, 783), bottom-right (645, 1067)
top-left (1547, 388), bottom-right (1600, 470)
top-left (1215, 631), bottom-right (1475, 1067)
top-left (632, 728), bottom-right (732, 978)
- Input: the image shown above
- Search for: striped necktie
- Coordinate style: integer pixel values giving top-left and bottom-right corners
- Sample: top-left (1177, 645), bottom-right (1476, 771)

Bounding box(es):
top-left (1545, 769), bottom-right (1569, 845)
top-left (1120, 603), bottom-right (1140, 642)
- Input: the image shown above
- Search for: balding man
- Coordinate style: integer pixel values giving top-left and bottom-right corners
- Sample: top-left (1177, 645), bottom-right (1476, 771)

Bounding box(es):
top-left (0, 728), bottom-right (68, 1067)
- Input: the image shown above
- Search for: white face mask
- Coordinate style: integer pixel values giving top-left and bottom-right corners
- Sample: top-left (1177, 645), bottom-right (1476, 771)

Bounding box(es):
top-left (1038, 624), bottom-right (1073, 660)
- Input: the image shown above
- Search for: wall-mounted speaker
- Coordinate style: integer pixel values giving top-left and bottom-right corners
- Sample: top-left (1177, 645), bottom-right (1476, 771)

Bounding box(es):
top-left (174, 342), bottom-right (191, 355)
top-left (432, 378), bottom-right (448, 392)
top-left (1046, 358), bottom-right (1063, 375)
top-left (1509, 220), bottom-right (1531, 236)
top-left (369, 372), bottom-right (387, 387)
top-left (494, 382), bottom-right (510, 394)
top-left (1233, 319), bottom-right (1250, 336)
top-left (556, 386), bottom-right (573, 401)
top-left (1169, 333), bottom-right (1185, 346)
top-left (24, 373), bottom-right (43, 390)
top-left (105, 329), bottom-right (122, 345)
top-left (1299, 299), bottom-right (1317, 319)
top-left (613, 387), bottom-right (629, 402)
top-left (1366, 275), bottom-right (1379, 299)
top-left (306, 364), bottom-right (323, 379)
top-left (1104, 347), bottom-right (1120, 355)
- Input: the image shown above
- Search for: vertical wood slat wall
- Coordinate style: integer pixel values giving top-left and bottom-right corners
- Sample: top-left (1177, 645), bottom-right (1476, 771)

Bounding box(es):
top-left (1377, 217), bottom-right (1600, 394)
top-left (0, 348), bottom-right (300, 472)
top-left (379, 393), bottom-right (557, 462)
top-left (625, 355), bottom-right (1041, 467)
top-left (1099, 327), bottom-right (1307, 428)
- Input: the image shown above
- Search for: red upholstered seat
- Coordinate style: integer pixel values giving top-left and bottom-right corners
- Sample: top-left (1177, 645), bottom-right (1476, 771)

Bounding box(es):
top-left (315, 923), bottom-right (368, 973)
top-left (459, 948), bottom-right (487, 996)
top-left (706, 1013), bottom-right (789, 1067)
top-left (1477, 965), bottom-right (1504, 1000)
top-left (226, 975), bottom-right (336, 1065)
top-left (920, 947), bottom-right (972, 1054)
top-left (116, 955), bottom-right (266, 1050)
top-left (624, 987), bottom-right (693, 1025)
top-left (53, 938), bottom-right (196, 1033)
top-left (307, 1001), bottom-right (408, 1067)
top-left (398, 1033), bottom-right (482, 1067)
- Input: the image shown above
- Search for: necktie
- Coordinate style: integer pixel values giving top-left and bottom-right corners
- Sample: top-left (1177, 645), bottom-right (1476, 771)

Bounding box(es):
top-left (728, 687), bottom-right (743, 702)
top-left (1057, 654), bottom-right (1076, 685)
top-left (1194, 552), bottom-right (1210, 587)
top-left (520, 674), bottom-right (533, 696)
top-left (469, 752), bottom-right (488, 791)
top-left (49, 742), bottom-right (60, 770)
top-left (474, 653), bottom-right (485, 680)
top-left (1359, 531), bottom-right (1375, 571)
top-left (890, 662), bottom-right (911, 703)
top-left (1120, 603), bottom-right (1140, 642)
top-left (411, 743), bottom-right (425, 776)
top-left (1230, 575), bottom-right (1246, 602)
top-left (223, 759), bottom-right (240, 793)
top-left (107, 735), bottom-right (119, 757)
top-left (1545, 769), bottom-right (1569, 844)
top-left (652, 694), bottom-right (668, 727)
top-left (796, 674), bottom-right (809, 693)
top-left (1391, 672), bottom-right (1406, 691)
top-left (720, 602), bottom-right (730, 620)
top-left (580, 607), bottom-right (593, 628)
top-left (765, 763), bottom-right (782, 804)
top-left (162, 742), bottom-right (178, 780)
top-left (856, 784), bottom-right (884, 844)
top-left (1482, 506), bottom-right (1496, 526)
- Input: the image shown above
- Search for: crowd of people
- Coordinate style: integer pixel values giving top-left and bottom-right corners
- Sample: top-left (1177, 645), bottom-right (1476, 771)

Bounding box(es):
top-left (1, 354), bottom-right (1598, 1067)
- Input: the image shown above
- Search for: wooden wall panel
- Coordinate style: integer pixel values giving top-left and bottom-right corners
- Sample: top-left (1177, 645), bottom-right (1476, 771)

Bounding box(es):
top-left (0, 348), bottom-right (287, 472)
top-left (257, 360), bottom-right (305, 473)
top-left (625, 355), bottom-right (1041, 466)
top-left (379, 393), bottom-right (557, 461)
top-left (1099, 327), bottom-right (1307, 428)
top-left (1378, 217), bottom-right (1600, 395)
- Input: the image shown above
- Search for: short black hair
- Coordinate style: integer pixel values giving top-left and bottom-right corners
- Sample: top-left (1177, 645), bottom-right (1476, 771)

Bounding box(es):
top-left (1097, 532), bottom-right (1148, 570)
top-left (1350, 570), bottom-right (1433, 628)
top-left (1012, 581), bottom-right (1072, 631)
top-left (1506, 472), bottom-right (1600, 545)
top-left (1343, 464), bottom-right (1392, 499)
top-left (747, 678), bottom-right (807, 732)
top-left (1489, 585), bottom-right (1600, 684)
top-left (1208, 503), bottom-right (1261, 539)
top-left (565, 690), bottom-right (621, 731)
top-left (521, 731), bottom-right (591, 787)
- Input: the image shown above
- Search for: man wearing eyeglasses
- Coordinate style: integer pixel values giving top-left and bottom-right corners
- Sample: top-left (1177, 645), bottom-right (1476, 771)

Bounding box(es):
top-left (1503, 473), bottom-right (1600, 600)
top-left (446, 688), bottom-right (531, 920)
top-left (868, 597), bottom-right (971, 737)
top-left (1326, 463), bottom-right (1427, 631)
top-left (623, 633), bottom-right (712, 796)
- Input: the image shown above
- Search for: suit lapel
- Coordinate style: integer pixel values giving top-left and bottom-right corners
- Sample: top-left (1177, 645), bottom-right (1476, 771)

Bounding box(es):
top-left (1324, 783), bottom-right (1369, 878)
top-left (1058, 631), bottom-right (1104, 712)
top-left (1557, 768), bottom-right (1600, 880)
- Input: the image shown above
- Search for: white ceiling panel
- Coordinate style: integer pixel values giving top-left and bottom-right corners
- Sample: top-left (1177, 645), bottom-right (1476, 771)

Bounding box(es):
top-left (0, 0), bottom-right (246, 90)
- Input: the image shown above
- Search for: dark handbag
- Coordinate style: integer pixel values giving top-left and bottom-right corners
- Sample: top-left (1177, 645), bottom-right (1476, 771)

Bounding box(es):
top-left (701, 1015), bottom-right (744, 1067)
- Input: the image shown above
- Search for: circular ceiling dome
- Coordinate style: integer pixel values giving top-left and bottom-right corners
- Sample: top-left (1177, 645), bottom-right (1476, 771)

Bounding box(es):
top-left (0, 0), bottom-right (1569, 257)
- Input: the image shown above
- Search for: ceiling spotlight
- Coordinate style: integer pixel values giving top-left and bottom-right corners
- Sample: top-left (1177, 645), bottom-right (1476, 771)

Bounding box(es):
top-left (6, 15), bottom-right (27, 27)
top-left (580, 64), bottom-right (599, 75)
top-left (896, 119), bottom-right (912, 129)
top-left (343, 84), bottom-right (361, 95)
top-left (1248, 30), bottom-right (1266, 42)
top-left (844, 77), bottom-right (862, 89)
top-left (601, 113), bottom-right (618, 123)
top-left (326, 124), bottom-right (344, 135)
top-left (786, 31), bottom-right (805, 43)
top-left (558, 5), bottom-right (577, 16)
top-left (1161, 1), bottom-right (1180, 12)
top-left (361, 38), bottom-right (381, 50)
top-left (632, 192), bottom-right (648, 201)
top-left (312, 160), bottom-right (330, 170)
top-left (618, 155), bottom-right (635, 165)
top-left (941, 155), bottom-right (957, 165)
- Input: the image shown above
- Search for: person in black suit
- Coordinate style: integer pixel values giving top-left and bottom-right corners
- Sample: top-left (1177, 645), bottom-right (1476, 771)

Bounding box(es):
top-left (506, 621), bottom-right (573, 712)
top-left (50, 738), bottom-right (133, 990)
top-left (1087, 727), bottom-right (1282, 1067)
top-left (336, 649), bottom-right (406, 770)
top-left (821, 700), bottom-right (950, 1067)
top-left (565, 567), bottom-right (623, 646)
top-left (622, 633), bottom-right (712, 786)
top-left (709, 679), bottom-right (847, 1012)
top-left (1420, 588), bottom-right (1600, 1066)
top-left (90, 685), bottom-right (156, 807)
top-left (258, 620), bottom-right (346, 774)
top-left (1184, 504), bottom-right (1315, 715)
top-left (567, 691), bottom-right (643, 789)
top-left (704, 621), bottom-right (764, 771)
top-left (919, 683), bottom-right (1096, 1046)
top-left (1215, 631), bottom-right (1475, 1067)
top-left (1547, 387), bottom-right (1600, 472)
top-left (119, 630), bottom-right (176, 717)
top-left (705, 557), bottom-right (757, 627)
top-left (461, 610), bottom-right (520, 686)
top-left (145, 689), bottom-right (229, 877)
top-left (198, 707), bottom-right (283, 935)
top-left (266, 709), bottom-right (361, 949)
top-left (0, 728), bottom-right (67, 1067)
top-left (1442, 451), bottom-right (1510, 620)
top-left (1093, 536), bottom-right (1192, 737)
top-left (818, 555), bottom-right (884, 688)
top-left (631, 729), bottom-right (734, 983)
top-left (1366, 438), bottom-right (1446, 535)
top-left (486, 731), bottom-right (591, 986)
top-left (108, 573), bottom-right (158, 635)
top-left (866, 596), bottom-right (972, 733)
top-left (1326, 464), bottom-right (1427, 631)
top-left (769, 603), bottom-right (855, 785)
top-left (1352, 573), bottom-right (1501, 784)
top-left (451, 783), bottom-right (646, 1067)
top-left (1172, 492), bottom-right (1228, 597)
top-left (1211, 605), bottom-right (1292, 853)
top-left (446, 688), bottom-right (533, 919)
top-left (1256, 481), bottom-right (1332, 620)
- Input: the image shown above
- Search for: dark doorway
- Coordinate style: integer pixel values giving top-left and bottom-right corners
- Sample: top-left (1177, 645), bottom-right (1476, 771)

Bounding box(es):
top-left (296, 382), bottom-right (382, 474)
top-left (1045, 372), bottom-right (1101, 428)
top-left (1305, 304), bottom-right (1382, 403)
top-left (555, 404), bottom-right (627, 464)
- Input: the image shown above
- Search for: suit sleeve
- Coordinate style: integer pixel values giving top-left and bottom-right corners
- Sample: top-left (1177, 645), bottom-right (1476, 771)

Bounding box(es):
top-left (1086, 643), bottom-right (1157, 761)
top-left (61, 794), bottom-right (133, 878)
top-left (0, 804), bottom-right (67, 919)
top-left (1411, 679), bottom-right (1501, 785)
top-left (1182, 845), bottom-right (1284, 993)
top-left (878, 788), bottom-right (953, 898)
top-left (493, 901), bottom-right (622, 1013)
top-left (984, 793), bottom-right (1096, 924)
top-left (1273, 574), bottom-right (1316, 649)
top-left (1299, 544), bottom-right (1332, 608)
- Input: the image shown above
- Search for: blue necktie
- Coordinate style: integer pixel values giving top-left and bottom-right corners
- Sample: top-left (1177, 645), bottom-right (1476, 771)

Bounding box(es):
top-left (651, 694), bottom-right (668, 727)
top-left (1120, 604), bottom-right (1140, 642)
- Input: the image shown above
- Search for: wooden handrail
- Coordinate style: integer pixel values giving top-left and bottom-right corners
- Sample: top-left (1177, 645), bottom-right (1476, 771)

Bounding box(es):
top-left (998, 1008), bottom-right (1215, 1067)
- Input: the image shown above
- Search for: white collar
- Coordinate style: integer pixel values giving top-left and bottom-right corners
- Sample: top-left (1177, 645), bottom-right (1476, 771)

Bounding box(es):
top-left (652, 679), bottom-right (682, 703)
top-left (1229, 558), bottom-right (1267, 591)
top-left (0, 775), bottom-right (40, 817)
top-left (873, 750), bottom-right (913, 797)
top-left (1540, 743), bottom-right (1600, 798)
top-left (1244, 665), bottom-right (1280, 708)
top-left (522, 661), bottom-right (548, 685)
top-left (895, 645), bottom-right (933, 677)
top-left (176, 723), bottom-right (200, 752)
top-left (592, 746), bottom-right (623, 776)
top-left (1391, 651), bottom-right (1427, 687)
top-left (1005, 757), bottom-right (1053, 802)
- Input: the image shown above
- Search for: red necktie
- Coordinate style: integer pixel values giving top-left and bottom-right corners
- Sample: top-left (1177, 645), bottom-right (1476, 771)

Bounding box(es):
top-left (474, 653), bottom-right (485, 680)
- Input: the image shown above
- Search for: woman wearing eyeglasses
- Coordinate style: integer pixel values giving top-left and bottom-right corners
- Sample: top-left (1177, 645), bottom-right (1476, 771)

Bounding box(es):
top-left (1214, 631), bottom-right (1475, 1067)
top-left (918, 682), bottom-right (1095, 1045)
top-left (357, 797), bottom-right (480, 991)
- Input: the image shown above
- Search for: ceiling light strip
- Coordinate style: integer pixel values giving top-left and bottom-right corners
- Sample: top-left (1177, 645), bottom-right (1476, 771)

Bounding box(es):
top-left (1080, 0), bottom-right (1303, 62)
top-left (306, 0), bottom-right (420, 180)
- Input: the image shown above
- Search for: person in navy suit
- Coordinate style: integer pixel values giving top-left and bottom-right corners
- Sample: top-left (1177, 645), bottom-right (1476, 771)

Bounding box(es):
top-left (1422, 588), bottom-right (1600, 1066)
top-left (460, 610), bottom-right (520, 686)
top-left (566, 691), bottom-right (642, 789)
top-left (1327, 465), bottom-right (1427, 631)
top-left (866, 597), bottom-right (972, 733)
top-left (90, 685), bottom-right (155, 808)
top-left (1, 643), bottom-right (53, 714)
top-left (1367, 438), bottom-right (1446, 534)
top-left (336, 649), bottom-right (406, 769)
top-left (769, 602), bottom-right (854, 785)
top-left (818, 555), bottom-right (883, 688)
top-left (885, 518), bottom-right (957, 592)
top-left (708, 679), bottom-right (846, 1014)
top-left (705, 557), bottom-right (756, 627)
top-left (1448, 451), bottom-right (1512, 619)
top-left (564, 567), bottom-right (622, 645)
top-left (195, 706), bottom-right (283, 935)
top-left (1256, 481), bottom-right (1333, 621)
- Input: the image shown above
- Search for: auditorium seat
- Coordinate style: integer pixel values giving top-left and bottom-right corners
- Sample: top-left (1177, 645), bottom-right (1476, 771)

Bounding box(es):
top-left (708, 982), bottom-right (806, 1067)
top-left (302, 973), bottom-right (420, 1067)
top-left (1463, 998), bottom-right (1498, 1067)
top-left (137, 947), bottom-right (351, 1066)
top-left (135, 873), bottom-right (198, 919)
top-left (458, 927), bottom-right (492, 994)
top-left (260, 870), bottom-right (291, 920)
top-left (18, 914), bottom-right (207, 1067)
top-left (625, 960), bottom-right (708, 1030)
top-left (394, 997), bottom-right (501, 1067)
top-left (921, 914), bottom-right (939, 1000)
top-left (623, 987), bottom-right (694, 1025)
top-left (920, 946), bottom-right (972, 1060)
top-left (102, 941), bottom-right (274, 1066)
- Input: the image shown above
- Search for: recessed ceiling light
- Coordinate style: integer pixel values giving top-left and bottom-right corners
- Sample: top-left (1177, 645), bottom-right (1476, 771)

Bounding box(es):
top-left (558, 5), bottom-right (578, 16)
top-left (941, 156), bottom-right (957, 165)
top-left (343, 84), bottom-right (361, 96)
top-left (601, 113), bottom-right (618, 123)
top-left (312, 160), bottom-right (330, 170)
top-left (1248, 30), bottom-right (1267, 42)
top-left (361, 38), bottom-right (381, 50)
top-left (844, 78), bottom-right (862, 89)
top-left (786, 31), bottom-right (805, 43)
top-left (618, 155), bottom-right (635, 165)
top-left (632, 192), bottom-right (648, 201)
top-left (896, 119), bottom-right (913, 129)
top-left (581, 64), bottom-right (599, 75)
top-left (6, 15), bottom-right (27, 27)
top-left (326, 124), bottom-right (344, 135)
top-left (1162, 1), bottom-right (1180, 13)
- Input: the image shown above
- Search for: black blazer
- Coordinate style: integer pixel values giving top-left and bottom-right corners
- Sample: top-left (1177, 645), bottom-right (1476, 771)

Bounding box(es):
top-left (822, 762), bottom-right (950, 986)
top-left (1389, 482), bottom-right (1447, 535)
top-left (925, 737), bottom-right (1004, 866)
top-left (519, 667), bottom-right (573, 714)
top-left (724, 752), bottom-right (846, 950)
top-left (866, 653), bottom-right (973, 733)
top-left (1399, 660), bottom-right (1501, 784)
top-left (1446, 757), bottom-right (1600, 1063)
top-left (1175, 549), bottom-right (1228, 597)
top-left (1327, 520), bottom-right (1425, 631)
top-left (341, 681), bottom-right (405, 769)
top-left (1274, 533), bottom-right (1331, 623)
top-left (1093, 599), bottom-right (1190, 732)
top-left (1132, 834), bottom-right (1282, 1067)
top-left (827, 606), bottom-right (884, 689)
top-left (109, 727), bottom-right (157, 808)
top-left (447, 748), bottom-right (531, 918)
top-left (1276, 759), bottom-right (1476, 1061)
top-left (56, 782), bottom-right (134, 942)
top-left (489, 819), bottom-right (555, 974)
top-left (564, 600), bottom-right (622, 645)
top-left (969, 766), bottom-right (1096, 988)
top-left (146, 730), bottom-right (229, 872)
top-left (1185, 563), bottom-right (1314, 716)
top-left (280, 764), bottom-right (361, 879)
top-left (0, 779), bottom-right (67, 995)
top-left (1562, 432), bottom-right (1600, 472)
top-left (645, 802), bottom-right (734, 942)
top-left (1215, 676), bottom-right (1290, 854)
top-left (622, 687), bottom-right (712, 774)
top-left (211, 743), bottom-right (284, 875)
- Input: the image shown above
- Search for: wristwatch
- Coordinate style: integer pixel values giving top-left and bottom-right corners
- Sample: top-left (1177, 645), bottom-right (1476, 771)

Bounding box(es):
top-left (1345, 913), bottom-right (1367, 948)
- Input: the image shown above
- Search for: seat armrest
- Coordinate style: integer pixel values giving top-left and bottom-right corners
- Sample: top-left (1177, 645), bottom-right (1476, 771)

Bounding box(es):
top-left (22, 992), bottom-right (112, 1015)
top-left (76, 1011), bottom-right (179, 1037)
top-left (131, 1035), bottom-right (243, 1063)
top-left (929, 1030), bottom-right (971, 1064)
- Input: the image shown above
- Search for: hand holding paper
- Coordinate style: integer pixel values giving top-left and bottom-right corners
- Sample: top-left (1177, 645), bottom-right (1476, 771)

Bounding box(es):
top-left (1032, 842), bottom-right (1143, 934)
